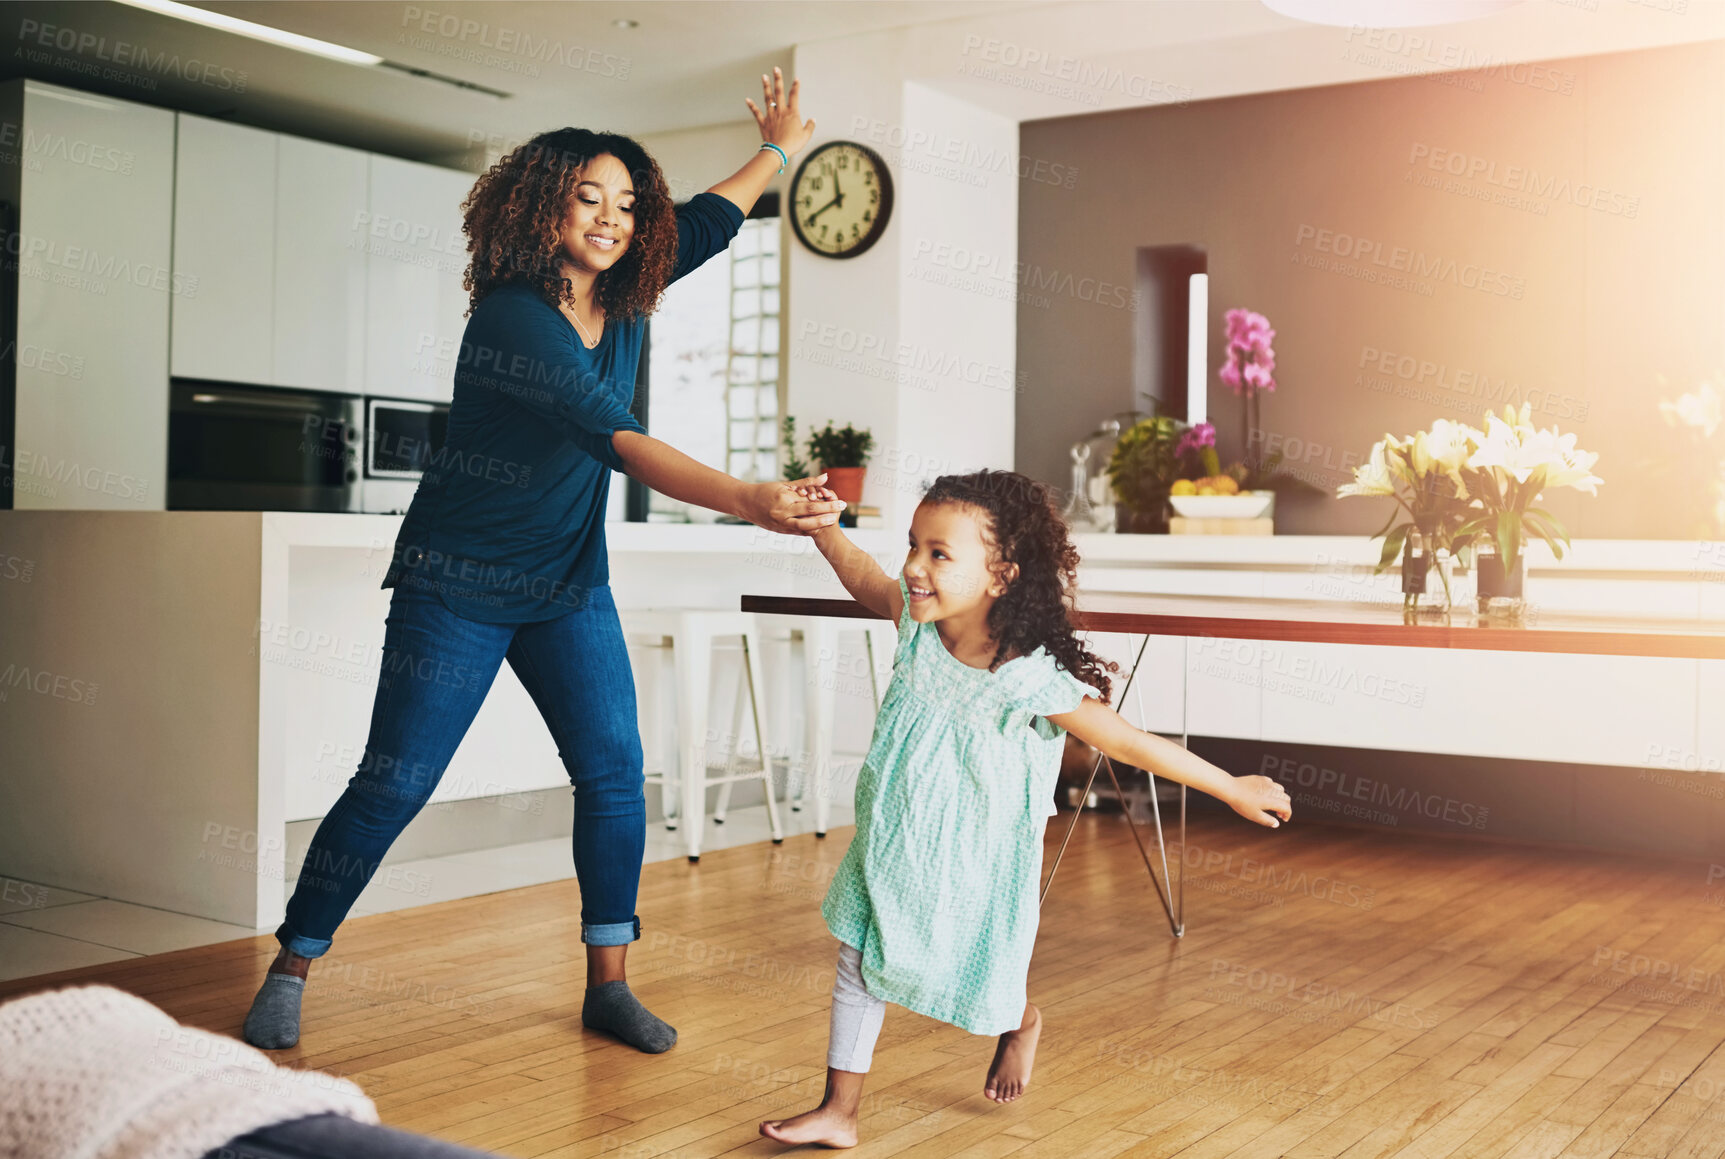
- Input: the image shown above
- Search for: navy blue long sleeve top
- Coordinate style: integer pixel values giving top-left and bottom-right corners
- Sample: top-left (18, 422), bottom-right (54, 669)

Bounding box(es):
top-left (381, 191), bottom-right (746, 621)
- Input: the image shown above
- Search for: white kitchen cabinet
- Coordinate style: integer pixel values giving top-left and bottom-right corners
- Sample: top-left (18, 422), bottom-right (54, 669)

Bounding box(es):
top-left (171, 114), bottom-right (276, 384)
top-left (364, 155), bottom-right (472, 403)
top-left (9, 81), bottom-right (174, 510)
top-left (272, 135), bottom-right (368, 392)
top-left (1255, 641), bottom-right (1693, 769)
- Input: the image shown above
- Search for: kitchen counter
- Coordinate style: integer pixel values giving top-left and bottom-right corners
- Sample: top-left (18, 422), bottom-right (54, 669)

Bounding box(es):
top-left (3, 509), bottom-right (1722, 928)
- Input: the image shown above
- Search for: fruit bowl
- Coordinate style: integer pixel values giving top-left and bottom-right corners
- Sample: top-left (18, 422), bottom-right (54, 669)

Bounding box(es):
top-left (1169, 493), bottom-right (1273, 519)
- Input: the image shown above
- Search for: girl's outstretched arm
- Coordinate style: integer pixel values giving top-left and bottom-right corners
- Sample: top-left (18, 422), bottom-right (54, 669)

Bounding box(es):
top-left (810, 523), bottom-right (904, 623)
top-left (1046, 697), bottom-right (1293, 828)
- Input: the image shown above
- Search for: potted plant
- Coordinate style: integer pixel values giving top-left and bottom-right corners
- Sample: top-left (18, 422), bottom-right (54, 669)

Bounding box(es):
top-left (1216, 307), bottom-right (1325, 510)
top-left (1650, 376), bottom-right (1725, 537)
top-left (1106, 414), bottom-right (1185, 533)
top-left (1453, 403), bottom-right (1602, 619)
top-left (805, 420), bottom-right (875, 507)
top-left (1167, 422), bottom-right (1274, 521)
top-left (1337, 406), bottom-right (1602, 619)
top-left (780, 415), bottom-right (810, 482)
top-left (1336, 419), bottom-right (1479, 614)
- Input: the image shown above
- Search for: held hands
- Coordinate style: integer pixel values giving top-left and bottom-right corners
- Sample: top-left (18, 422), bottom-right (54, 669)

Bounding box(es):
top-left (745, 67), bottom-right (815, 158)
top-left (741, 472), bottom-right (845, 535)
top-left (1228, 775), bottom-right (1294, 829)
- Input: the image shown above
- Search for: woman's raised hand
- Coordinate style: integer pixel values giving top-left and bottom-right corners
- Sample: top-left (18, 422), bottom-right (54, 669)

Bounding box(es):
top-left (741, 472), bottom-right (845, 535)
top-left (745, 67), bottom-right (815, 158)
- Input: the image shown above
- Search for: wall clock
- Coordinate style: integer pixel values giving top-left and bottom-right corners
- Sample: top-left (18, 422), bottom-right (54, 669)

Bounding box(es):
top-left (788, 140), bottom-right (893, 259)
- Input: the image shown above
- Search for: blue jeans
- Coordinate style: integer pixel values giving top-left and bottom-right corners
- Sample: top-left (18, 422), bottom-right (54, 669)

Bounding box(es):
top-left (276, 580), bottom-right (645, 957)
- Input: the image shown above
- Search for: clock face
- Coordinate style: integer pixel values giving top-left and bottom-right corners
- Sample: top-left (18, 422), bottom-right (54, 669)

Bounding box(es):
top-left (789, 141), bottom-right (893, 259)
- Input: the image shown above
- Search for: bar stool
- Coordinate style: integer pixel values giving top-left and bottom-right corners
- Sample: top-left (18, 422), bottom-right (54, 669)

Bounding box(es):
top-left (758, 615), bottom-right (897, 838)
top-left (622, 609), bottom-right (783, 861)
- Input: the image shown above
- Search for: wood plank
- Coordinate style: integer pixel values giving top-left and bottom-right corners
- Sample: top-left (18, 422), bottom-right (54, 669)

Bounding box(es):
top-left (6, 815), bottom-right (1725, 1156)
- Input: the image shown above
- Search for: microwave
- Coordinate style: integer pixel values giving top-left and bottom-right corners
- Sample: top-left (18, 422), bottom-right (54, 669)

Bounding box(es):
top-left (167, 383), bottom-right (450, 514)
top-left (168, 381), bottom-right (364, 512)
top-left (362, 397), bottom-right (450, 514)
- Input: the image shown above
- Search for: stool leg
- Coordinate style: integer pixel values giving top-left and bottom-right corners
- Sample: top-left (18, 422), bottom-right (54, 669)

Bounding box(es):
top-left (742, 624), bottom-right (783, 844)
top-left (714, 643), bottom-right (748, 825)
top-left (866, 627), bottom-right (896, 711)
top-left (789, 629), bottom-right (807, 813)
top-left (638, 643), bottom-right (676, 830)
top-left (675, 614), bottom-right (713, 862)
top-left (771, 629), bottom-right (797, 804)
top-left (807, 620), bottom-right (838, 838)
top-left (659, 646), bottom-right (679, 829)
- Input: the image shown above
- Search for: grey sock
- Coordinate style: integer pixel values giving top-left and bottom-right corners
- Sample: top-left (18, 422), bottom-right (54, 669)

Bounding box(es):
top-left (581, 980), bottom-right (677, 1053)
top-left (243, 970), bottom-right (306, 1050)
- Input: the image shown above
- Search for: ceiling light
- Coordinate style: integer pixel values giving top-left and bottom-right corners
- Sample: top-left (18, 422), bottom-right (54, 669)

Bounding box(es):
top-left (111, 0), bottom-right (384, 66)
top-left (613, 18), bottom-right (640, 29)
top-left (1262, 0), bottom-right (1523, 26)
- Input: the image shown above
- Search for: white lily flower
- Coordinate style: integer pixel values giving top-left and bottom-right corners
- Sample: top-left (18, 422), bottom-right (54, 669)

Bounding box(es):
top-left (1659, 381), bottom-right (1723, 437)
top-left (1544, 444), bottom-right (1603, 495)
top-left (1467, 413), bottom-right (1527, 479)
top-left (1337, 437), bottom-right (1396, 498)
top-left (1408, 430), bottom-right (1431, 476)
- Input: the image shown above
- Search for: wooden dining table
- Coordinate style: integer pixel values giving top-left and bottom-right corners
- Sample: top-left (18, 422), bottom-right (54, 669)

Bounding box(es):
top-left (743, 589), bottom-right (1725, 938)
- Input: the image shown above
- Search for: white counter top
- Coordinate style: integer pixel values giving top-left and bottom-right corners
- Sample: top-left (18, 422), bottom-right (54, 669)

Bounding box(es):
top-left (103, 510), bottom-right (1713, 577)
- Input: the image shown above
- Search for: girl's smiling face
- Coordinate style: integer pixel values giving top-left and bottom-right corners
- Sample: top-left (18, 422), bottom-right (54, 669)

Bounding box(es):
top-left (903, 500), bottom-right (1017, 624)
top-left (557, 152), bottom-right (635, 274)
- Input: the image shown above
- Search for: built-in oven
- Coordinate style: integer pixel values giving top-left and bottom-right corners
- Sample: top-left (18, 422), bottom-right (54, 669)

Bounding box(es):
top-left (168, 381), bottom-right (363, 511)
top-left (362, 397), bottom-right (450, 514)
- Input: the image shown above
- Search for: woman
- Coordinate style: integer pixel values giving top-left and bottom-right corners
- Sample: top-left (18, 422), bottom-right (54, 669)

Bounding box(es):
top-left (243, 69), bottom-right (833, 1055)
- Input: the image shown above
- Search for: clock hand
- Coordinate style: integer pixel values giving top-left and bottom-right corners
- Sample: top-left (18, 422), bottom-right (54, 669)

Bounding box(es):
top-left (807, 191), bottom-right (843, 222)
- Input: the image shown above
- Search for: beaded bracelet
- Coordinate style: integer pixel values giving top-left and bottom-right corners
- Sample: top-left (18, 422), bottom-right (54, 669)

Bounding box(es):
top-left (759, 142), bottom-right (788, 174)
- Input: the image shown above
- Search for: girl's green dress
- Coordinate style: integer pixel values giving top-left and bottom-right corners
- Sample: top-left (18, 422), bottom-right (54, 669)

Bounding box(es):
top-left (821, 575), bottom-right (1100, 1035)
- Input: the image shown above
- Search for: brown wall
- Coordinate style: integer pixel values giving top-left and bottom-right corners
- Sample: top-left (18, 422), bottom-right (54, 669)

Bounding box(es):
top-left (1017, 42), bottom-right (1725, 538)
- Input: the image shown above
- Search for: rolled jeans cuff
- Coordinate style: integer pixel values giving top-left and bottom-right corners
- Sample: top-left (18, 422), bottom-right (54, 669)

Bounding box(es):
top-left (581, 916), bottom-right (641, 946)
top-left (275, 923), bottom-right (333, 960)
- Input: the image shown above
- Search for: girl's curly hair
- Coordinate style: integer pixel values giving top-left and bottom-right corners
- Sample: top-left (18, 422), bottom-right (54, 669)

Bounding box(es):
top-left (461, 127), bottom-right (678, 321)
top-left (921, 469), bottom-right (1118, 702)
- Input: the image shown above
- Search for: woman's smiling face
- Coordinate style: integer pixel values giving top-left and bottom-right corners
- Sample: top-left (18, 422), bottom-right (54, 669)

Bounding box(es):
top-left (557, 152), bottom-right (635, 274)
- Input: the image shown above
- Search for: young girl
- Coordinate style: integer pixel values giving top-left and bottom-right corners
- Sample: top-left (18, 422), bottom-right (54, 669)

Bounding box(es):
top-left (760, 469), bottom-right (1293, 1148)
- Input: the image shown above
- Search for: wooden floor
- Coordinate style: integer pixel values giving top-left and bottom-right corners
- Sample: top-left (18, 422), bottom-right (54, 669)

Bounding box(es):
top-left (7, 811), bottom-right (1725, 1158)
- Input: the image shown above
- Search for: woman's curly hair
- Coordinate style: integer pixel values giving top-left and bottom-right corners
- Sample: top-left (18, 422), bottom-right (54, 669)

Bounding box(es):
top-left (461, 127), bottom-right (678, 320)
top-left (921, 469), bottom-right (1118, 702)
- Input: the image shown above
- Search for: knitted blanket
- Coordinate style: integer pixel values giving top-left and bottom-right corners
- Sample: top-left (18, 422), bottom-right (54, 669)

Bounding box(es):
top-left (0, 984), bottom-right (378, 1159)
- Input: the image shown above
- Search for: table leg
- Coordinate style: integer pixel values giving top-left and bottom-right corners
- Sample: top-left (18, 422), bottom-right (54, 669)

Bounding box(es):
top-left (1038, 633), bottom-right (1185, 938)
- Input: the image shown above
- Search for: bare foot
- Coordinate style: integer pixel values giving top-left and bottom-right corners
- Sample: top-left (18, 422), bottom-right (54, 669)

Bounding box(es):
top-left (984, 1003), bottom-right (1042, 1103)
top-left (759, 1105), bottom-right (858, 1148)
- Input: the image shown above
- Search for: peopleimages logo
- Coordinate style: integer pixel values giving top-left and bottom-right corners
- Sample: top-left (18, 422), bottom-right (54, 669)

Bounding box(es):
top-left (1407, 145), bottom-right (1640, 218)
top-left (16, 18), bottom-right (249, 92)
top-left (1294, 224), bottom-right (1525, 299)
top-left (1260, 754), bottom-right (1489, 830)
top-left (957, 34), bottom-right (1192, 106)
top-left (1356, 345), bottom-right (1588, 422)
top-left (910, 239), bottom-right (1139, 310)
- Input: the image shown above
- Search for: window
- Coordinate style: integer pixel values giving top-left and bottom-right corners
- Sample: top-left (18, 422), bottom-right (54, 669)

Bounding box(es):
top-left (645, 213), bottom-right (781, 520)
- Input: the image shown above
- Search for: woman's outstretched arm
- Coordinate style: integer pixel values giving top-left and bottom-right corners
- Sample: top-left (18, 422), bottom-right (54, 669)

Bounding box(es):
top-left (611, 429), bottom-right (843, 535)
top-left (708, 67), bottom-right (815, 215)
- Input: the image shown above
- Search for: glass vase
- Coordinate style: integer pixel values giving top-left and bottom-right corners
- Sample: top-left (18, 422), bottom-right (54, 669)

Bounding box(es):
top-left (1400, 531), bottom-right (1454, 619)
top-left (1116, 503), bottom-right (1169, 534)
top-left (1475, 542), bottom-right (1527, 622)
top-left (1061, 442), bottom-right (1098, 530)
